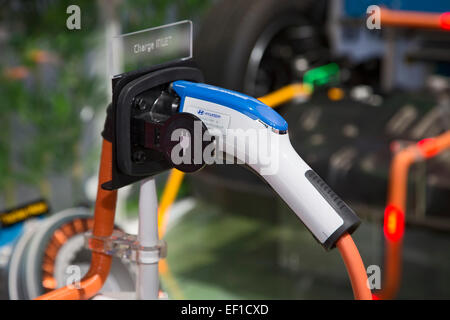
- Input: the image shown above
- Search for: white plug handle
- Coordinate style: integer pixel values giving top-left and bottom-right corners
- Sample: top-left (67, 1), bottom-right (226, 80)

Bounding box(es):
top-left (250, 134), bottom-right (345, 244)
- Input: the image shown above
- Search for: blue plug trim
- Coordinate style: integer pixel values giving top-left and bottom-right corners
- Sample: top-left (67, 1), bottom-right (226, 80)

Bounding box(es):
top-left (172, 80), bottom-right (288, 132)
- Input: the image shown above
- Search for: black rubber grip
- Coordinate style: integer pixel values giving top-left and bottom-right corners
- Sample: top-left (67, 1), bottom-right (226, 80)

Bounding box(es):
top-left (305, 170), bottom-right (361, 250)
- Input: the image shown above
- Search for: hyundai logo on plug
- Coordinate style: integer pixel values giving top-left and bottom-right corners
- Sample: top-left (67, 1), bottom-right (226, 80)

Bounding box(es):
top-left (197, 109), bottom-right (221, 119)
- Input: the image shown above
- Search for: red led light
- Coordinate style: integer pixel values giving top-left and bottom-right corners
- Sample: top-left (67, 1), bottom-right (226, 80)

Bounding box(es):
top-left (383, 204), bottom-right (405, 242)
top-left (372, 293), bottom-right (380, 300)
top-left (417, 138), bottom-right (439, 158)
top-left (440, 12), bottom-right (450, 30)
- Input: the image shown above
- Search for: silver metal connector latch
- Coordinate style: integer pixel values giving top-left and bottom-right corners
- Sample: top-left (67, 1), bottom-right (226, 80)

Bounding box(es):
top-left (84, 230), bottom-right (167, 264)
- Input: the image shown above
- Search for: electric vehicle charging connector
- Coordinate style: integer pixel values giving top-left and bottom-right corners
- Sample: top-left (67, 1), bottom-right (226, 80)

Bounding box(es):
top-left (172, 80), bottom-right (361, 250)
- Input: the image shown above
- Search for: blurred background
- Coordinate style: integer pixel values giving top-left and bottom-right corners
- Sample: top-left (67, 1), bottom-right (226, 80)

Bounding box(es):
top-left (1, 0), bottom-right (450, 299)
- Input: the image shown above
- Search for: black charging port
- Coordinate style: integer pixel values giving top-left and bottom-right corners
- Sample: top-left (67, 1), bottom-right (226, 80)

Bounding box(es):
top-left (102, 60), bottom-right (207, 190)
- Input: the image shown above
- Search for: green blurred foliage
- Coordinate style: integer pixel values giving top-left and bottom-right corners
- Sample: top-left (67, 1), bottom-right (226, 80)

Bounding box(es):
top-left (0, 0), bottom-right (211, 208)
top-left (0, 0), bottom-right (106, 204)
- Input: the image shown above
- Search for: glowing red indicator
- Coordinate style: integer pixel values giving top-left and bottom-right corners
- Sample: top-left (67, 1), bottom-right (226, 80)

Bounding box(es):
top-left (417, 138), bottom-right (439, 158)
top-left (440, 12), bottom-right (450, 30)
top-left (383, 204), bottom-right (405, 242)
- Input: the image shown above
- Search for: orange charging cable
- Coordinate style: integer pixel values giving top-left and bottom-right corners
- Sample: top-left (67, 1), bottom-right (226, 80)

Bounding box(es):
top-left (336, 233), bottom-right (372, 300)
top-left (377, 131), bottom-right (450, 300)
top-left (380, 8), bottom-right (450, 30)
top-left (36, 139), bottom-right (117, 300)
